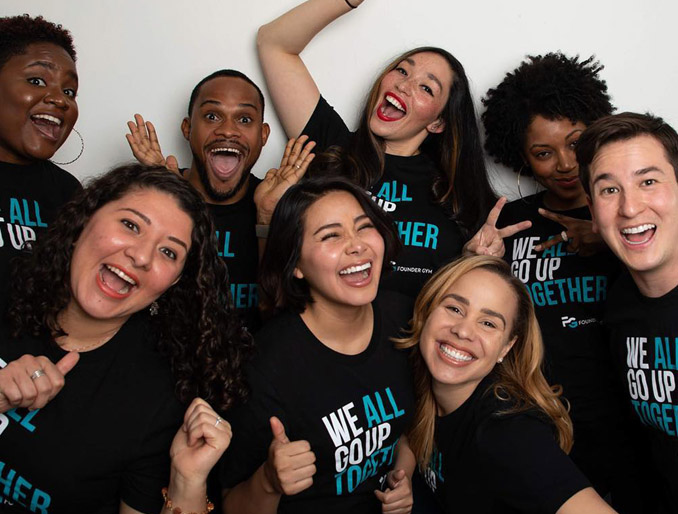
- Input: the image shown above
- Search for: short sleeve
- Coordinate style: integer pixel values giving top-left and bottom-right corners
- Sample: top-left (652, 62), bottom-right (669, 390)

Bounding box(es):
top-left (220, 364), bottom-right (288, 489)
top-left (301, 96), bottom-right (352, 152)
top-left (476, 413), bottom-right (590, 514)
top-left (120, 396), bottom-right (183, 513)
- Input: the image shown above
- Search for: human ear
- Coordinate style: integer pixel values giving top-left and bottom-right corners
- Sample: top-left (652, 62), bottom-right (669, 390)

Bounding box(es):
top-left (181, 118), bottom-right (191, 141)
top-left (427, 118), bottom-right (445, 134)
top-left (293, 267), bottom-right (304, 280)
top-left (498, 336), bottom-right (517, 363)
top-left (261, 123), bottom-right (271, 146)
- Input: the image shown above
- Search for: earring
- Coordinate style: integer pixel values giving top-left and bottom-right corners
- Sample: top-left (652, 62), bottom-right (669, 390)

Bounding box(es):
top-left (516, 166), bottom-right (526, 201)
top-left (497, 357), bottom-right (504, 364)
top-left (149, 301), bottom-right (159, 316)
top-left (51, 127), bottom-right (84, 165)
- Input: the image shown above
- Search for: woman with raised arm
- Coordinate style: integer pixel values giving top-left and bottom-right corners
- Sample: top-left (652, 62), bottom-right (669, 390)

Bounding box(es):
top-left (257, 0), bottom-right (496, 298)
top-left (475, 53), bottom-right (642, 511)
top-left (0, 164), bottom-right (252, 513)
top-left (397, 255), bottom-right (618, 514)
top-left (221, 173), bottom-right (415, 514)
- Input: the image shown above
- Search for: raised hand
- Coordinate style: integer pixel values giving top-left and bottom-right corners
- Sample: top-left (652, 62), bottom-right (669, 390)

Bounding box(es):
top-left (0, 352), bottom-right (79, 413)
top-left (125, 113), bottom-right (179, 172)
top-left (262, 416), bottom-right (316, 496)
top-left (463, 197), bottom-right (532, 258)
top-left (374, 469), bottom-right (413, 514)
top-left (170, 398), bottom-right (232, 483)
top-left (254, 136), bottom-right (316, 225)
top-left (534, 208), bottom-right (606, 257)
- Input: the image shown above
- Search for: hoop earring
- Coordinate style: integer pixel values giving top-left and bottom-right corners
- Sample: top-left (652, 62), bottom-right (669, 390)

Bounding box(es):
top-left (517, 166), bottom-right (526, 201)
top-left (51, 127), bottom-right (84, 165)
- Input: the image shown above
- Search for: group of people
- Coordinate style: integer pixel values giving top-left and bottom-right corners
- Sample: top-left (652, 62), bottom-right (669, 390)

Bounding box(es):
top-left (0, 1), bottom-right (676, 514)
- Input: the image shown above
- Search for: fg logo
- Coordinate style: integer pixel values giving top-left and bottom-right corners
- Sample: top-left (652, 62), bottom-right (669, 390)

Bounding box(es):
top-left (561, 316), bottom-right (578, 328)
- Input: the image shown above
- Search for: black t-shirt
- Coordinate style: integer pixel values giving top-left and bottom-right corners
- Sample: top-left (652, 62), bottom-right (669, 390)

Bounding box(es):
top-left (498, 195), bottom-right (624, 416)
top-left (302, 96), bottom-right (465, 298)
top-left (221, 292), bottom-right (415, 514)
top-left (423, 377), bottom-right (589, 514)
top-left (498, 194), bottom-right (635, 485)
top-left (0, 160), bottom-right (81, 313)
top-left (0, 313), bottom-right (184, 513)
top-left (206, 176), bottom-right (261, 331)
top-left (604, 272), bottom-right (678, 508)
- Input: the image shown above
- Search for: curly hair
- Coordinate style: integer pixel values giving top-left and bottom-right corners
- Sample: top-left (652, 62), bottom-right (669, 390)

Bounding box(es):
top-left (7, 164), bottom-right (252, 413)
top-left (0, 14), bottom-right (77, 71)
top-left (395, 256), bottom-right (573, 468)
top-left (482, 53), bottom-right (614, 174)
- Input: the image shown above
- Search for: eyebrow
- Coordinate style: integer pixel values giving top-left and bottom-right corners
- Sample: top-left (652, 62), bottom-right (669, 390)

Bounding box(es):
top-left (118, 208), bottom-right (189, 251)
top-left (199, 99), bottom-right (260, 111)
top-left (592, 166), bottom-right (664, 187)
top-left (404, 57), bottom-right (443, 92)
top-left (529, 129), bottom-right (584, 150)
top-left (25, 60), bottom-right (78, 82)
top-left (444, 293), bottom-right (507, 327)
top-left (312, 214), bottom-right (370, 236)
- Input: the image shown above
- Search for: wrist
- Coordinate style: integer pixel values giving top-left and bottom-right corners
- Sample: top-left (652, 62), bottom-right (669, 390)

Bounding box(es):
top-left (163, 480), bottom-right (212, 514)
top-left (258, 462), bottom-right (280, 496)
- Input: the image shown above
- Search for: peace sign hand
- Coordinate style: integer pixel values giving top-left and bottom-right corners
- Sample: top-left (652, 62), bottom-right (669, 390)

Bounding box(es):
top-left (534, 208), bottom-right (606, 257)
top-left (463, 197), bottom-right (532, 258)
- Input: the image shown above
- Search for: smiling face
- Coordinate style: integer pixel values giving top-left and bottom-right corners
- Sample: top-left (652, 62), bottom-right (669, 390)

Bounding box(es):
top-left (588, 135), bottom-right (678, 296)
top-left (182, 76), bottom-right (270, 205)
top-left (369, 51), bottom-right (453, 156)
top-left (294, 191), bottom-right (385, 311)
top-left (523, 115), bottom-right (587, 210)
top-left (0, 42), bottom-right (79, 164)
top-left (419, 268), bottom-right (518, 413)
top-left (67, 189), bottom-right (193, 326)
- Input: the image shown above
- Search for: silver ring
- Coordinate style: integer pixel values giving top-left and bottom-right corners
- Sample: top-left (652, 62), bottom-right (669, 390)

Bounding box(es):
top-left (30, 369), bottom-right (46, 380)
top-left (561, 230), bottom-right (568, 242)
top-left (215, 416), bottom-right (222, 427)
top-left (294, 164), bottom-right (301, 170)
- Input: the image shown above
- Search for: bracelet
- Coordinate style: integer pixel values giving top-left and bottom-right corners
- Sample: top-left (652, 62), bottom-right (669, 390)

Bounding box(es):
top-left (255, 224), bottom-right (269, 239)
top-left (161, 487), bottom-right (214, 514)
top-left (345, 0), bottom-right (358, 8)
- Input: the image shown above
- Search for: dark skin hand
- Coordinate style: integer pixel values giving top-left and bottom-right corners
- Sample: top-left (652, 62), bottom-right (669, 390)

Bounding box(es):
top-left (534, 208), bottom-right (607, 257)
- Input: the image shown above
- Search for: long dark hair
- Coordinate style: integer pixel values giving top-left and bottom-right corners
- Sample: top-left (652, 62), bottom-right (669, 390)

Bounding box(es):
top-left (259, 173), bottom-right (401, 314)
top-left (8, 164), bottom-right (252, 412)
top-left (339, 46), bottom-right (495, 236)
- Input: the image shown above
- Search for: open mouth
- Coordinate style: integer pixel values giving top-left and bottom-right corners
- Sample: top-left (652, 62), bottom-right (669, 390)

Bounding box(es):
top-left (338, 261), bottom-right (372, 285)
top-left (377, 93), bottom-right (407, 122)
top-left (438, 342), bottom-right (475, 364)
top-left (620, 224), bottom-right (656, 245)
top-left (555, 176), bottom-right (580, 189)
top-left (98, 264), bottom-right (137, 297)
top-left (207, 145), bottom-right (244, 180)
top-left (31, 113), bottom-right (62, 141)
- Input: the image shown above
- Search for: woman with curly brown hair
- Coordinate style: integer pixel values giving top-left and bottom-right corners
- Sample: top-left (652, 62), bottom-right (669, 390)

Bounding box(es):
top-left (0, 164), bottom-right (252, 513)
top-left (398, 255), bottom-right (617, 514)
top-left (475, 53), bottom-right (643, 511)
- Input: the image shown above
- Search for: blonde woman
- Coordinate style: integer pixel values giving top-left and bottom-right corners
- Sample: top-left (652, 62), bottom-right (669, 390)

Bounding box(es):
top-left (396, 256), bottom-right (617, 514)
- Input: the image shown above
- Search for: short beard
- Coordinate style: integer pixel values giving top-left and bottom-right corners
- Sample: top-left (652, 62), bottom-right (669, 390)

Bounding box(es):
top-left (194, 154), bottom-right (250, 203)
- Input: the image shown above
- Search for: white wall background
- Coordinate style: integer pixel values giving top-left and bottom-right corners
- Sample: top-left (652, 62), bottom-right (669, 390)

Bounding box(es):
top-left (3, 0), bottom-right (677, 199)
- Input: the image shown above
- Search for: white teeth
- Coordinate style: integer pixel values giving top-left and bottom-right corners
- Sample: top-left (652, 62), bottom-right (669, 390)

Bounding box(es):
top-left (339, 262), bottom-right (371, 275)
top-left (385, 95), bottom-right (405, 113)
top-left (32, 114), bottom-right (62, 125)
top-left (105, 264), bottom-right (137, 286)
top-left (621, 224), bottom-right (656, 234)
top-left (439, 343), bottom-right (473, 362)
top-left (211, 147), bottom-right (241, 155)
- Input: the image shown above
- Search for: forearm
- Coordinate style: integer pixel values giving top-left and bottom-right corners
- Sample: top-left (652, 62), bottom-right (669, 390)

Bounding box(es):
top-left (161, 469), bottom-right (210, 513)
top-left (223, 464), bottom-right (281, 514)
top-left (257, 0), bottom-right (359, 57)
top-left (393, 435), bottom-right (416, 478)
top-left (256, 0), bottom-right (364, 137)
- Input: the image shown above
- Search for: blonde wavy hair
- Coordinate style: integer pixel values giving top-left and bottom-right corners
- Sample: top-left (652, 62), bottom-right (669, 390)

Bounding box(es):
top-left (395, 255), bottom-right (573, 468)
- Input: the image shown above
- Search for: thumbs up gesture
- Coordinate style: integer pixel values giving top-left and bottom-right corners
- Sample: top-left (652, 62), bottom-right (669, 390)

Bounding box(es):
top-left (262, 416), bottom-right (316, 496)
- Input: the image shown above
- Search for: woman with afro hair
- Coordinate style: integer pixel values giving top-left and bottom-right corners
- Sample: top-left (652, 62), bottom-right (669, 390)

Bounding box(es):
top-left (472, 53), bottom-right (645, 512)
